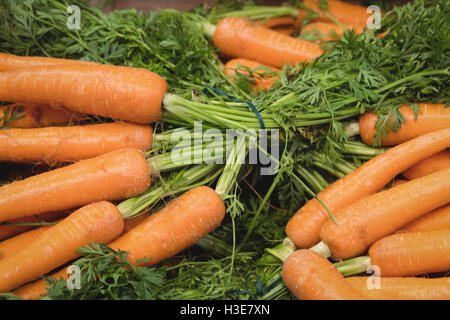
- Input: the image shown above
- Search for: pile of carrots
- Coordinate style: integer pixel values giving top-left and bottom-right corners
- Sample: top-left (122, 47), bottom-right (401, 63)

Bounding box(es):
top-left (283, 120), bottom-right (450, 300)
top-left (0, 53), bottom-right (227, 298)
top-left (0, 0), bottom-right (448, 301)
top-left (218, 0), bottom-right (384, 92)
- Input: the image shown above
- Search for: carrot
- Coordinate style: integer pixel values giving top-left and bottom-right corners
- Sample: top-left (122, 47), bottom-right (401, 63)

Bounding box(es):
top-left (108, 186), bottom-right (226, 266)
top-left (359, 103), bottom-right (450, 146)
top-left (13, 267), bottom-right (67, 300)
top-left (122, 212), bottom-right (151, 234)
top-left (399, 204), bottom-right (450, 233)
top-left (295, 0), bottom-right (372, 29)
top-left (282, 249), bottom-right (364, 300)
top-left (402, 150), bottom-right (450, 180)
top-left (347, 276), bottom-right (450, 300)
top-left (223, 58), bottom-right (279, 91)
top-left (255, 16), bottom-right (295, 28)
top-left (0, 103), bottom-right (85, 128)
top-left (0, 63), bottom-right (167, 124)
top-left (286, 128), bottom-right (450, 249)
top-left (320, 168), bottom-right (450, 260)
top-left (0, 201), bottom-right (124, 293)
top-left (14, 187), bottom-right (224, 299)
top-left (368, 228), bottom-right (450, 276)
top-left (213, 17), bottom-right (323, 68)
top-left (0, 211), bottom-right (69, 241)
top-left (0, 122), bottom-right (153, 165)
top-left (0, 223), bottom-right (55, 259)
top-left (0, 148), bottom-right (151, 223)
top-left (0, 52), bottom-right (87, 72)
top-left (391, 179), bottom-right (409, 187)
top-left (271, 25), bottom-right (295, 35)
top-left (301, 21), bottom-right (363, 42)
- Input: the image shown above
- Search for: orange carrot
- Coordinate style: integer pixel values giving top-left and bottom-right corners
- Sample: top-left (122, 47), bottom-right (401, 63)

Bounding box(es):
top-left (0, 52), bottom-right (87, 72)
top-left (14, 188), bottom-right (224, 299)
top-left (286, 128), bottom-right (450, 249)
top-left (213, 17), bottom-right (323, 68)
top-left (0, 148), bottom-right (151, 223)
top-left (122, 212), bottom-right (151, 234)
top-left (108, 186), bottom-right (226, 266)
top-left (295, 0), bottom-right (372, 29)
top-left (320, 168), bottom-right (450, 259)
top-left (391, 179), bottom-right (409, 187)
top-left (301, 21), bottom-right (363, 42)
top-left (0, 211), bottom-right (69, 241)
top-left (13, 268), bottom-right (67, 300)
top-left (402, 150), bottom-right (450, 180)
top-left (0, 63), bottom-right (167, 124)
top-left (0, 103), bottom-right (85, 128)
top-left (368, 228), bottom-right (450, 276)
top-left (347, 276), bottom-right (450, 300)
top-left (0, 223), bottom-right (55, 259)
top-left (271, 25), bottom-right (295, 35)
top-left (0, 201), bottom-right (124, 293)
top-left (0, 122), bottom-right (153, 165)
top-left (255, 16), bottom-right (296, 28)
top-left (399, 204), bottom-right (450, 233)
top-left (282, 249), bottom-right (364, 300)
top-left (223, 58), bottom-right (279, 91)
top-left (359, 103), bottom-right (450, 146)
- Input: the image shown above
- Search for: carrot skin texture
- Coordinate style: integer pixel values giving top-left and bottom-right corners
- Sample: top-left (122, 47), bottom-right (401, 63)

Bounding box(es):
top-left (369, 229), bottom-right (450, 277)
top-left (223, 58), bottom-right (279, 91)
top-left (403, 150), bottom-right (450, 180)
top-left (359, 104), bottom-right (450, 146)
top-left (0, 224), bottom-right (54, 259)
top-left (213, 17), bottom-right (323, 68)
top-left (295, 0), bottom-right (372, 29)
top-left (0, 211), bottom-right (69, 241)
top-left (0, 148), bottom-right (151, 222)
top-left (0, 201), bottom-right (124, 293)
top-left (347, 276), bottom-right (450, 300)
top-left (286, 128), bottom-right (450, 249)
top-left (400, 205), bottom-right (450, 232)
top-left (282, 249), bottom-right (364, 300)
top-left (0, 122), bottom-right (153, 164)
top-left (0, 52), bottom-right (88, 72)
top-left (108, 186), bottom-right (226, 266)
top-left (320, 168), bottom-right (450, 259)
top-left (0, 64), bottom-right (167, 124)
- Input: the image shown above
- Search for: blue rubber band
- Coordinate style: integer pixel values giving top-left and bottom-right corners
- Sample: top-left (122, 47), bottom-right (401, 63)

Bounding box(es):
top-left (203, 85), bottom-right (266, 129)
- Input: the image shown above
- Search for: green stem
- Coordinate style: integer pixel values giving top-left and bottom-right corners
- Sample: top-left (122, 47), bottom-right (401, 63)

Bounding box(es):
top-left (218, 5), bottom-right (299, 20)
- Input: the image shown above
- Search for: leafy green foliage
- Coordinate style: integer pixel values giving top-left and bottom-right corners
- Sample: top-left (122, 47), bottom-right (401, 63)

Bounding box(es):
top-left (41, 242), bottom-right (166, 300)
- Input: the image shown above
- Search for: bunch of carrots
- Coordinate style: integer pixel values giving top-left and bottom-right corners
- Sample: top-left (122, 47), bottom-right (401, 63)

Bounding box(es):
top-left (0, 53), bottom-right (229, 298)
top-left (219, 0), bottom-right (384, 91)
top-left (281, 114), bottom-right (450, 300)
top-left (0, 0), bottom-right (448, 301)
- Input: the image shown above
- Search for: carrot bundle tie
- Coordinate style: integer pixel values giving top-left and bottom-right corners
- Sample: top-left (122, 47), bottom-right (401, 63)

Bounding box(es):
top-left (203, 85), bottom-right (266, 129)
top-left (227, 272), bottom-right (283, 299)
